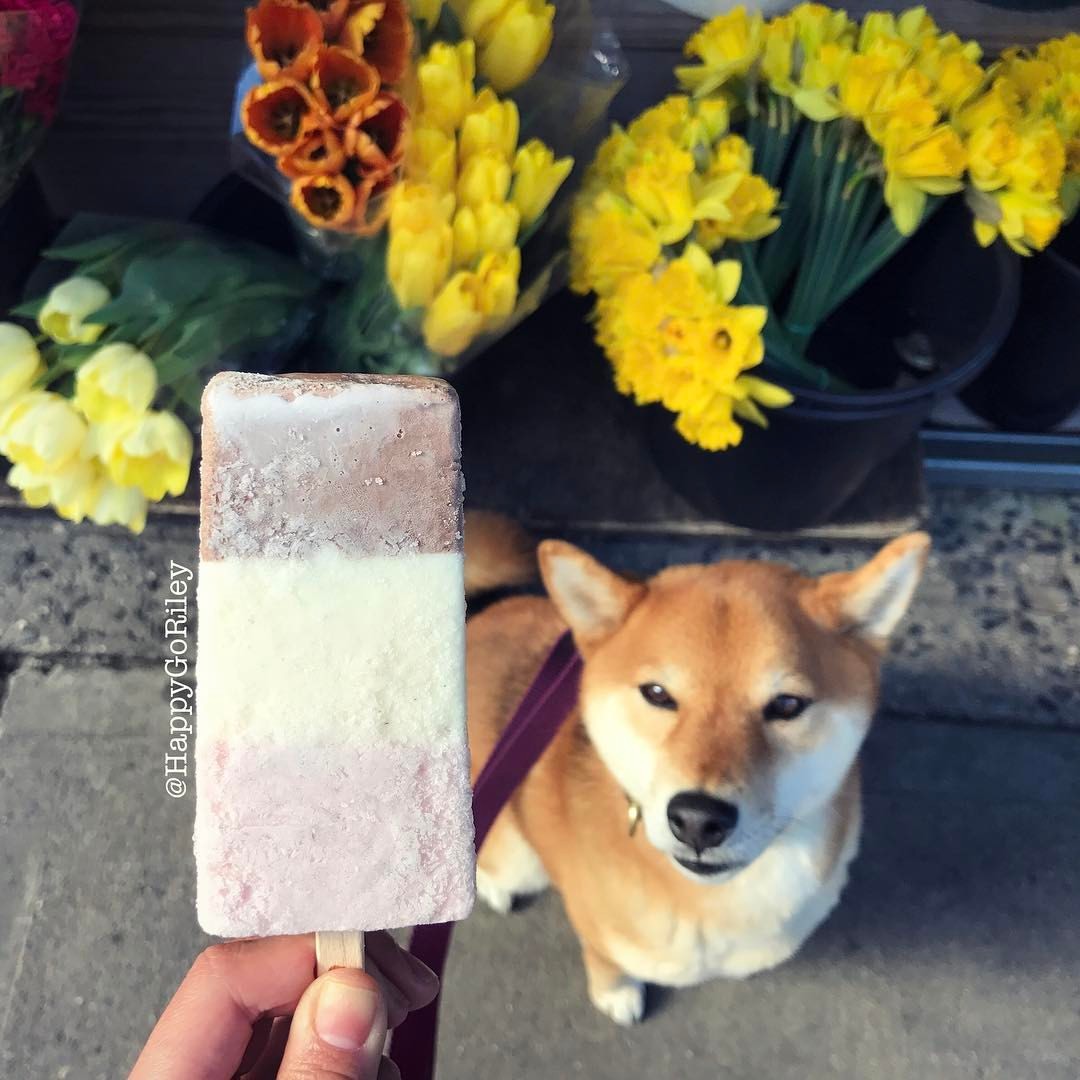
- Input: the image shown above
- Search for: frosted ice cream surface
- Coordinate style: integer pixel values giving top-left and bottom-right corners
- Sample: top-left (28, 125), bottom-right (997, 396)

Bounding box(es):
top-left (194, 372), bottom-right (475, 936)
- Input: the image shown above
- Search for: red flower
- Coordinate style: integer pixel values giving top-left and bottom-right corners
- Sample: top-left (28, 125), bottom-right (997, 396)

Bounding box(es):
top-left (0, 1), bottom-right (78, 122)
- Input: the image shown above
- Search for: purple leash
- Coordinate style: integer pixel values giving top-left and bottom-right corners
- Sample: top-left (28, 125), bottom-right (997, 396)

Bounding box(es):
top-left (389, 631), bottom-right (582, 1079)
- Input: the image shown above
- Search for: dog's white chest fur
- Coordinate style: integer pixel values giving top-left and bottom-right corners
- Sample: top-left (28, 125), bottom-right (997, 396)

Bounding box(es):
top-left (606, 805), bottom-right (860, 987)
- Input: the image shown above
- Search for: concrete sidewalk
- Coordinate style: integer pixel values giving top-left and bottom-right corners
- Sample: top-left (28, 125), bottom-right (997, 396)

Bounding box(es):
top-left (1, 490), bottom-right (1078, 1077)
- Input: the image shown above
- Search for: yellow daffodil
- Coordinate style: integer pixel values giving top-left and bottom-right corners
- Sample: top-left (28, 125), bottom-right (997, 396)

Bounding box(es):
top-left (677, 7), bottom-right (765, 98)
top-left (793, 41), bottom-right (851, 121)
top-left (96, 410), bottom-right (192, 501)
top-left (883, 123), bottom-right (967, 234)
top-left (624, 138), bottom-right (696, 243)
top-left (865, 68), bottom-right (938, 143)
top-left (569, 192), bottom-right (662, 298)
top-left (74, 343), bottom-right (158, 425)
top-left (510, 138), bottom-right (573, 226)
top-left (0, 323), bottom-right (43, 404)
top-left (628, 97), bottom-right (693, 146)
top-left (970, 188), bottom-right (1063, 254)
top-left (406, 128), bottom-right (458, 195)
top-left (476, 0), bottom-right (554, 93)
top-left (418, 40), bottom-right (476, 134)
top-left (38, 277), bottom-right (110, 345)
top-left (452, 202), bottom-right (521, 268)
top-left (838, 52), bottom-right (897, 121)
top-left (459, 88), bottom-right (520, 161)
top-left (457, 149), bottom-right (512, 208)
top-left (0, 391), bottom-right (87, 473)
top-left (966, 119), bottom-right (1020, 191)
top-left (761, 14), bottom-right (797, 96)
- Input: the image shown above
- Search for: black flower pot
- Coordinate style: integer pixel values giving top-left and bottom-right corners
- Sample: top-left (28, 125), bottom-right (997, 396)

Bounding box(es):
top-left (959, 244), bottom-right (1080, 432)
top-left (642, 202), bottom-right (1021, 531)
top-left (0, 172), bottom-right (56, 313)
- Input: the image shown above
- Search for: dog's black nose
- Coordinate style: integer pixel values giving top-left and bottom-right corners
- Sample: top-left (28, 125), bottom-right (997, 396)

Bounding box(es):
top-left (667, 792), bottom-right (739, 851)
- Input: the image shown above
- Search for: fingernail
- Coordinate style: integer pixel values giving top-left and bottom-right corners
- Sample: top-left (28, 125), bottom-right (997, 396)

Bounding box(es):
top-left (314, 973), bottom-right (380, 1052)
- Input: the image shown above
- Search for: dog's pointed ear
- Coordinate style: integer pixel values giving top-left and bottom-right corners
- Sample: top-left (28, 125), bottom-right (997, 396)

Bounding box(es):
top-left (538, 540), bottom-right (645, 650)
top-left (809, 532), bottom-right (931, 647)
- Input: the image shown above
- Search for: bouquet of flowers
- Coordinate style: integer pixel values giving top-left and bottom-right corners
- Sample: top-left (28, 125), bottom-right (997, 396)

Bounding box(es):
top-left (234, 0), bottom-right (621, 373)
top-left (571, 4), bottom-right (1079, 451)
top-left (0, 224), bottom-right (319, 532)
top-left (0, 0), bottom-right (78, 204)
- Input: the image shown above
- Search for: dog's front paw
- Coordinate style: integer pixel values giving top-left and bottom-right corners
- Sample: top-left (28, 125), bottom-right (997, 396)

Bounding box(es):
top-left (591, 978), bottom-right (645, 1027)
top-left (476, 868), bottom-right (514, 915)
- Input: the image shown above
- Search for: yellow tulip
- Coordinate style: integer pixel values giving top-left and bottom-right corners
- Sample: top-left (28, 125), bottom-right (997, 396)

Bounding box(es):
top-left (388, 214), bottom-right (454, 309)
top-left (97, 410), bottom-right (193, 501)
top-left (38, 277), bottom-right (110, 345)
top-left (423, 273), bottom-right (487, 356)
top-left (449, 0), bottom-right (509, 40)
top-left (457, 149), bottom-right (512, 208)
top-left (459, 88), bottom-right (520, 161)
top-left (7, 459), bottom-right (99, 521)
top-left (422, 248), bottom-right (520, 355)
top-left (406, 128), bottom-right (458, 194)
top-left (74, 343), bottom-right (158, 424)
top-left (452, 202), bottom-right (521, 268)
top-left (90, 478), bottom-right (149, 534)
top-left (0, 391), bottom-right (87, 473)
top-left (412, 0), bottom-right (443, 27)
top-left (418, 40), bottom-right (475, 133)
top-left (476, 0), bottom-right (554, 93)
top-left (624, 139), bottom-right (696, 243)
top-left (0, 323), bottom-right (43, 404)
top-left (389, 182), bottom-right (456, 232)
top-left (474, 247), bottom-right (521, 325)
top-left (511, 138), bottom-right (574, 226)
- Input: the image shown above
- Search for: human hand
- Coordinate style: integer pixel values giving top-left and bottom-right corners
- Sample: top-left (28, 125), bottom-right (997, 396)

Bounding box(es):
top-left (130, 931), bottom-right (437, 1079)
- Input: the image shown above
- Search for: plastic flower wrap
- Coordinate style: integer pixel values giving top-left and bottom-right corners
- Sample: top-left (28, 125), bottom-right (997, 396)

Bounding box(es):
top-left (573, 4), bottom-right (1079, 449)
top-left (1, 223), bottom-right (320, 531)
top-left (0, 0), bottom-right (79, 204)
top-left (233, 0), bottom-right (625, 373)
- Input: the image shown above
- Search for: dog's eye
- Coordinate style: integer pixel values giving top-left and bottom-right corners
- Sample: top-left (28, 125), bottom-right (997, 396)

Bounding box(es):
top-left (764, 694), bottom-right (812, 721)
top-left (640, 683), bottom-right (677, 710)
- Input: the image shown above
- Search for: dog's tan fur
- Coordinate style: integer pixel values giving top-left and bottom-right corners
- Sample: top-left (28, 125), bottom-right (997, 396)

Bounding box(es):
top-left (466, 521), bottom-right (930, 1024)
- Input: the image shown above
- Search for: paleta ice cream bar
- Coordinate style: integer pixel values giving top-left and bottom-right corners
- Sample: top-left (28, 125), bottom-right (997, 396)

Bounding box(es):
top-left (194, 371), bottom-right (475, 936)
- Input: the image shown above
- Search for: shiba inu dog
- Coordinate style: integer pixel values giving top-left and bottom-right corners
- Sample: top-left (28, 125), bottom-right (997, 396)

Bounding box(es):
top-left (465, 519), bottom-right (930, 1024)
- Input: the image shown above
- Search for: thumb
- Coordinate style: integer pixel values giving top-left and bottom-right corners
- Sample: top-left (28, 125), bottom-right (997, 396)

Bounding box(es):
top-left (276, 968), bottom-right (388, 1079)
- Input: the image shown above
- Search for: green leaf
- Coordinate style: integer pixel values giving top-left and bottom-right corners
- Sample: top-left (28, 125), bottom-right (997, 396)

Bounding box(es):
top-left (8, 297), bottom-right (44, 319)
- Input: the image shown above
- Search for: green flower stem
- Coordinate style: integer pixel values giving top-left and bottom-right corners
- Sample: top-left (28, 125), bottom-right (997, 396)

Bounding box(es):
top-left (783, 122), bottom-right (844, 340)
top-left (818, 198), bottom-right (936, 323)
top-left (756, 117), bottom-right (814, 297)
top-left (738, 245), bottom-right (852, 392)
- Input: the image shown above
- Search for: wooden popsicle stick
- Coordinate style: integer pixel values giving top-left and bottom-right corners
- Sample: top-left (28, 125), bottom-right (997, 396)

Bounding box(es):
top-left (316, 930), bottom-right (366, 975)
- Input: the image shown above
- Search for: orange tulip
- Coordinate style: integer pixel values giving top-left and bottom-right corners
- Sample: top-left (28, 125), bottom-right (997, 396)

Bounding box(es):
top-left (341, 0), bottom-right (412, 84)
top-left (311, 45), bottom-right (380, 122)
top-left (345, 92), bottom-right (409, 172)
top-left (307, 0), bottom-right (350, 37)
top-left (349, 176), bottom-right (395, 235)
top-left (279, 127), bottom-right (347, 178)
top-left (242, 79), bottom-right (324, 156)
top-left (291, 173), bottom-right (358, 229)
top-left (246, 0), bottom-right (324, 81)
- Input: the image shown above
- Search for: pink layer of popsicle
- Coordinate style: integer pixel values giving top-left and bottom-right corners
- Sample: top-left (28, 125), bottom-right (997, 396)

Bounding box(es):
top-left (195, 741), bottom-right (475, 935)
